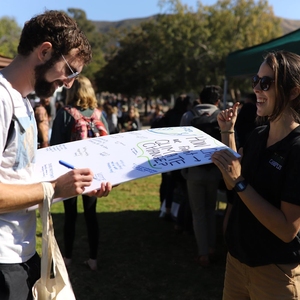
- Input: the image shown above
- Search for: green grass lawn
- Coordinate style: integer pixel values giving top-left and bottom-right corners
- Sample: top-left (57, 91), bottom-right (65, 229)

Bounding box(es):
top-left (36, 174), bottom-right (227, 300)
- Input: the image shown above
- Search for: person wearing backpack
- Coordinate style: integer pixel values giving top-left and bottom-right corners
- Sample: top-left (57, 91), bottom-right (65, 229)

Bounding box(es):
top-left (180, 85), bottom-right (223, 267)
top-left (50, 75), bottom-right (108, 271)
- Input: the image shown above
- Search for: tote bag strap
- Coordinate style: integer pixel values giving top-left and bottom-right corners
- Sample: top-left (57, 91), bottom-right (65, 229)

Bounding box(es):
top-left (39, 183), bottom-right (54, 286)
top-left (37, 182), bottom-right (76, 299)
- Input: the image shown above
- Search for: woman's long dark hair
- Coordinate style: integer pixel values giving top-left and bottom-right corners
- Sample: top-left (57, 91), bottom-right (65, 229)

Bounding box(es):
top-left (264, 51), bottom-right (300, 123)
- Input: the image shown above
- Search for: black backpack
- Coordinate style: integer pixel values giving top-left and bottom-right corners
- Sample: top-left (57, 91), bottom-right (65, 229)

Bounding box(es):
top-left (190, 107), bottom-right (221, 141)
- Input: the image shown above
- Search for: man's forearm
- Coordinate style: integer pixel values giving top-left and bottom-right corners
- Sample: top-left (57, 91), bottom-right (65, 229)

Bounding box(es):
top-left (0, 182), bottom-right (44, 213)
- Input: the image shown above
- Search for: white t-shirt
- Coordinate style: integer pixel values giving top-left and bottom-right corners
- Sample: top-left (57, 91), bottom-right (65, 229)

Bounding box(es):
top-left (0, 75), bottom-right (38, 263)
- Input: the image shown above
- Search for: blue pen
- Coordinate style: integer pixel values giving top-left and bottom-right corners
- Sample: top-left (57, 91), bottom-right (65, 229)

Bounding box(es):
top-left (59, 160), bottom-right (100, 181)
top-left (59, 160), bottom-right (75, 170)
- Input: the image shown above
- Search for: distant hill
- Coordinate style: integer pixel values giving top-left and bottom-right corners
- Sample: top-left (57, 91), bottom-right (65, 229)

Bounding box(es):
top-left (93, 15), bottom-right (158, 34)
top-left (280, 18), bottom-right (300, 34)
top-left (92, 15), bottom-right (300, 36)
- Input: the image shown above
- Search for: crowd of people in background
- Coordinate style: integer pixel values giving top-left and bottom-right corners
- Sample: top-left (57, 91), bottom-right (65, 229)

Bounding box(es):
top-left (36, 82), bottom-right (258, 269)
top-left (28, 80), bottom-right (260, 274)
top-left (30, 88), bottom-right (152, 141)
top-left (24, 57), bottom-right (263, 282)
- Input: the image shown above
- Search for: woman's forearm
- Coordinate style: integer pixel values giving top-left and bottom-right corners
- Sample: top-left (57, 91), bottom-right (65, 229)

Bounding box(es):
top-left (221, 131), bottom-right (237, 152)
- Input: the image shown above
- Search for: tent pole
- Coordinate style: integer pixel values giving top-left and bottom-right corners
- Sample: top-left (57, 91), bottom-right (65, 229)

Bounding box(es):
top-left (223, 78), bottom-right (228, 109)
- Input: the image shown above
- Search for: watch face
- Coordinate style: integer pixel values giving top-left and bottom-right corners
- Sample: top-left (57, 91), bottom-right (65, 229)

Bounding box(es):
top-left (237, 182), bottom-right (243, 189)
top-left (235, 180), bottom-right (247, 192)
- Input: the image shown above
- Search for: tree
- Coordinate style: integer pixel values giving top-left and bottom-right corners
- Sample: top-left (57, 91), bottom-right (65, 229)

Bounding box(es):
top-left (198, 0), bottom-right (281, 91)
top-left (96, 0), bottom-right (282, 99)
top-left (66, 9), bottom-right (107, 85)
top-left (0, 17), bottom-right (21, 58)
top-left (96, 11), bottom-right (210, 99)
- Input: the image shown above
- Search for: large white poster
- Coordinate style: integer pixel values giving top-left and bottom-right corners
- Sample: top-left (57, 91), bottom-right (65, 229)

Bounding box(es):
top-left (30, 126), bottom-right (238, 210)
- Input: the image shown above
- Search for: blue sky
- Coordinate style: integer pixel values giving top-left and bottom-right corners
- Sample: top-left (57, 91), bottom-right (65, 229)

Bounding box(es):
top-left (0, 0), bottom-right (299, 27)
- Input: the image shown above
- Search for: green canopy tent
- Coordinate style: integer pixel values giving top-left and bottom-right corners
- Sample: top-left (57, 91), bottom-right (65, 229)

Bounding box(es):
top-left (223, 28), bottom-right (300, 106)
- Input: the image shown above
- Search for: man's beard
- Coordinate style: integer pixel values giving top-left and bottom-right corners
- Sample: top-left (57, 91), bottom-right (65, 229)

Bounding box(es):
top-left (34, 57), bottom-right (62, 98)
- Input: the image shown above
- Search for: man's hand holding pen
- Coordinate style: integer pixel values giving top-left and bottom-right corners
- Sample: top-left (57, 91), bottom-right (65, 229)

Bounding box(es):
top-left (53, 160), bottom-right (112, 198)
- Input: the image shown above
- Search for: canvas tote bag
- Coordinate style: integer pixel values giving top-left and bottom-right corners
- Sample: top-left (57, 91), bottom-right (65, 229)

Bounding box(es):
top-left (32, 189), bottom-right (76, 300)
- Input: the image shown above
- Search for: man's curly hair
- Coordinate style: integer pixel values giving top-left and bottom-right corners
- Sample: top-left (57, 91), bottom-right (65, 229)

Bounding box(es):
top-left (18, 10), bottom-right (92, 64)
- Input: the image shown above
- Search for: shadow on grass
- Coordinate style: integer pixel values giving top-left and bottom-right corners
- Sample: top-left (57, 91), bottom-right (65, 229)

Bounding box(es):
top-left (52, 211), bottom-right (226, 300)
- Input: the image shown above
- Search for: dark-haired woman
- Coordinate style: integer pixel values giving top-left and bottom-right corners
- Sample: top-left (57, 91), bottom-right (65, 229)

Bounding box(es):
top-left (212, 51), bottom-right (300, 299)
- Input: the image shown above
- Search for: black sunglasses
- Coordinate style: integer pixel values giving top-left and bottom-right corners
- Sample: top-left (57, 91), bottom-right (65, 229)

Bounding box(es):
top-left (252, 75), bottom-right (274, 91)
top-left (61, 54), bottom-right (80, 79)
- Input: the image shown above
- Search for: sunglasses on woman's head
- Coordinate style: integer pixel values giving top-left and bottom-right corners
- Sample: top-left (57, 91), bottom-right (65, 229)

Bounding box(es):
top-left (252, 75), bottom-right (274, 91)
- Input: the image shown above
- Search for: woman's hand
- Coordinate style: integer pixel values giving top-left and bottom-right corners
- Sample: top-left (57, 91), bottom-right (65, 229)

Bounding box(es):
top-left (218, 102), bottom-right (240, 132)
top-left (211, 149), bottom-right (243, 189)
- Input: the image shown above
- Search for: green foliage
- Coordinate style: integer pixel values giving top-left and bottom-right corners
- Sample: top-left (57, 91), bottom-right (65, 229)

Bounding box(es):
top-left (66, 8), bottom-right (106, 85)
top-left (0, 17), bottom-right (21, 58)
top-left (96, 0), bottom-right (282, 97)
top-left (96, 11), bottom-right (211, 97)
top-left (0, 2), bottom-right (283, 98)
top-left (201, 0), bottom-right (281, 90)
